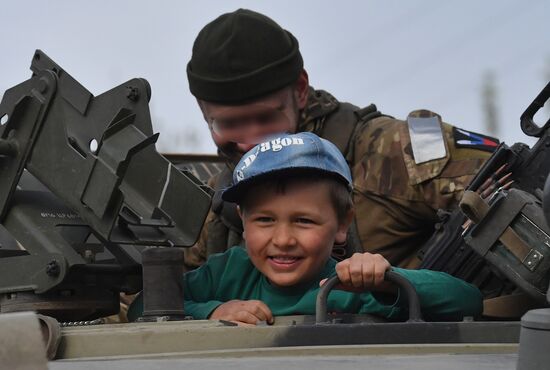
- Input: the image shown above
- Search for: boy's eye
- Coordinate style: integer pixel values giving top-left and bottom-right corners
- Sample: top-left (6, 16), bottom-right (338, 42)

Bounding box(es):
top-left (296, 217), bottom-right (315, 225)
top-left (254, 216), bottom-right (274, 223)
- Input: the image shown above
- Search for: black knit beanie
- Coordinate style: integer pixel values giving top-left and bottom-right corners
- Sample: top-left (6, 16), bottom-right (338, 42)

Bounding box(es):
top-left (187, 9), bottom-right (303, 103)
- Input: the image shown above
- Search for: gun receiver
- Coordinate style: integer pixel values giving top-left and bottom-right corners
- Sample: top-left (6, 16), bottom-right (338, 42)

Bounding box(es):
top-left (420, 81), bottom-right (550, 309)
top-left (0, 50), bottom-right (212, 321)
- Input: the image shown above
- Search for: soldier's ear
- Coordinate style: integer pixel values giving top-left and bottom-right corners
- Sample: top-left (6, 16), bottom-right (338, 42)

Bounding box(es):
top-left (295, 69), bottom-right (309, 110)
top-left (196, 99), bottom-right (207, 120)
top-left (335, 209), bottom-right (355, 245)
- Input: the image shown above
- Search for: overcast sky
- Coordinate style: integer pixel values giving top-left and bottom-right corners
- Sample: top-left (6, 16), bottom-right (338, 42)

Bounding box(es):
top-left (1, 0), bottom-right (549, 153)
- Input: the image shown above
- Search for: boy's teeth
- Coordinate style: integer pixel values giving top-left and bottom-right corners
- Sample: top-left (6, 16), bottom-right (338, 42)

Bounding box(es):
top-left (272, 256), bottom-right (298, 262)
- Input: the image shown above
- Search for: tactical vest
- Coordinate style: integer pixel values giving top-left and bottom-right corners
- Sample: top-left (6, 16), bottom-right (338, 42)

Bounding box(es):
top-left (207, 99), bottom-right (384, 260)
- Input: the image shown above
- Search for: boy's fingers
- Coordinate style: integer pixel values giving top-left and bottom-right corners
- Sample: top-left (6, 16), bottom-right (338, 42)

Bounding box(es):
top-left (234, 321), bottom-right (256, 327)
top-left (335, 260), bottom-right (352, 286)
top-left (373, 262), bottom-right (385, 287)
top-left (235, 311), bottom-right (261, 325)
top-left (335, 253), bottom-right (393, 292)
top-left (358, 253), bottom-right (375, 288)
top-left (210, 300), bottom-right (274, 325)
top-left (373, 254), bottom-right (389, 287)
top-left (327, 265), bottom-right (361, 293)
top-left (348, 255), bottom-right (365, 288)
top-left (251, 301), bottom-right (274, 324)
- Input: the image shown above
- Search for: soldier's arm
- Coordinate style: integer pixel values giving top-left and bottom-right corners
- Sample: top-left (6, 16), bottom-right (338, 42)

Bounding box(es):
top-left (352, 190), bottom-right (438, 268)
top-left (183, 175), bottom-right (219, 270)
top-left (351, 114), bottom-right (494, 268)
top-left (183, 207), bottom-right (215, 270)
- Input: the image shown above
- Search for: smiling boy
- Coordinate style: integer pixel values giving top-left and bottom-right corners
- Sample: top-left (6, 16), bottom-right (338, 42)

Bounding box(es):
top-left (129, 132), bottom-right (482, 324)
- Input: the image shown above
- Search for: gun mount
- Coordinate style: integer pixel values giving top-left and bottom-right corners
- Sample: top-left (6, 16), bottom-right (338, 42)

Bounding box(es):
top-left (0, 50), bottom-right (212, 321)
top-left (419, 81), bottom-right (550, 316)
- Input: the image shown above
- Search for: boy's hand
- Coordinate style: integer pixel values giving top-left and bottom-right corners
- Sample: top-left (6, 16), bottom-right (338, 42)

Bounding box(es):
top-left (329, 252), bottom-right (393, 293)
top-left (210, 300), bottom-right (274, 325)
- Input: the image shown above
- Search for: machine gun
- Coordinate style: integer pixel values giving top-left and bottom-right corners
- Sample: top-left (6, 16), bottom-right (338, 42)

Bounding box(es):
top-left (419, 81), bottom-right (550, 313)
top-left (0, 50), bottom-right (212, 321)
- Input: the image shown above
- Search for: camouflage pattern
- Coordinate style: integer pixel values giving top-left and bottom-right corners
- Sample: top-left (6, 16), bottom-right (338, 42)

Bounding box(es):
top-left (183, 88), bottom-right (492, 270)
top-left (351, 110), bottom-right (490, 268)
top-left (184, 175), bottom-right (216, 269)
top-left (297, 88), bottom-right (340, 134)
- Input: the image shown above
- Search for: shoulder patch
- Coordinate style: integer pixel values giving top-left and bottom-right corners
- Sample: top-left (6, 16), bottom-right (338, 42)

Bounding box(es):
top-left (407, 113), bottom-right (447, 164)
top-left (453, 127), bottom-right (499, 152)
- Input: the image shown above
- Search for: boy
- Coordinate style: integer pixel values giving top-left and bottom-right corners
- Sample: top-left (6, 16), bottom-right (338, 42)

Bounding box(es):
top-left (129, 132), bottom-right (482, 324)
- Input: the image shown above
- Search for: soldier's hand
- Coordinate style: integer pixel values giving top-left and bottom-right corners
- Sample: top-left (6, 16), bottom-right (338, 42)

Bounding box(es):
top-left (210, 299), bottom-right (274, 325)
top-left (328, 252), bottom-right (393, 293)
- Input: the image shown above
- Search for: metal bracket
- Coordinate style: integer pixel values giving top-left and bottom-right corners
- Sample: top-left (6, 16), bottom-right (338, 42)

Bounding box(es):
top-left (522, 249), bottom-right (543, 272)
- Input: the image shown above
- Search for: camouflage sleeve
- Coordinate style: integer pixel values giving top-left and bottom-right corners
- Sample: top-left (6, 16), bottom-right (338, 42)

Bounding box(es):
top-left (352, 190), bottom-right (438, 268)
top-left (183, 175), bottom-right (219, 270)
top-left (351, 112), bottom-right (492, 268)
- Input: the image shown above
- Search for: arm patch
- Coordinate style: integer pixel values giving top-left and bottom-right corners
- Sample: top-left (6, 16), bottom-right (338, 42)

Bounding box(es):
top-left (453, 127), bottom-right (499, 152)
top-left (407, 115), bottom-right (447, 164)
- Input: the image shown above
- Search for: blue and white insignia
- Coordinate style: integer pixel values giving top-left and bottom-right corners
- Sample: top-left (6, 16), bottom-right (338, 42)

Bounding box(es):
top-left (453, 127), bottom-right (499, 152)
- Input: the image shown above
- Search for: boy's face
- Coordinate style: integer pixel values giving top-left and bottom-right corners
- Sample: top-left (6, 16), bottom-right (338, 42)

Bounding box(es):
top-left (239, 181), bottom-right (350, 288)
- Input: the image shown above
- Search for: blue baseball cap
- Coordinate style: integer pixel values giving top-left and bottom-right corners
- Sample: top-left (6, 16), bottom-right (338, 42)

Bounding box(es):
top-left (222, 132), bottom-right (352, 203)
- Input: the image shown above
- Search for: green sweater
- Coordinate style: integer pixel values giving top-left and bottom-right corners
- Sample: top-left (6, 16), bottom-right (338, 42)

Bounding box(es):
top-left (128, 247), bottom-right (482, 322)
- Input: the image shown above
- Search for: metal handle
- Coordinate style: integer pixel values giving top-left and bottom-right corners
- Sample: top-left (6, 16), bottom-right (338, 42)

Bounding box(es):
top-left (543, 174), bottom-right (550, 305)
top-left (520, 81), bottom-right (550, 138)
top-left (315, 269), bottom-right (423, 323)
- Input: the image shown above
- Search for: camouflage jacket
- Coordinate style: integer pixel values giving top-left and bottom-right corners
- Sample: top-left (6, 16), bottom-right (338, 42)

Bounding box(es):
top-left (184, 88), bottom-right (492, 269)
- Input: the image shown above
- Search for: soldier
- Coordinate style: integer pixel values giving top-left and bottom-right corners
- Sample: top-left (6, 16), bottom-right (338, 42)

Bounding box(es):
top-left (184, 9), bottom-right (498, 269)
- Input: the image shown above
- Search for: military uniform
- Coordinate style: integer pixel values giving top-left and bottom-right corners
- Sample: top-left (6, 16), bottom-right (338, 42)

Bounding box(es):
top-left (184, 88), bottom-right (493, 269)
